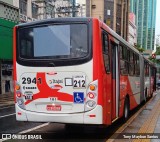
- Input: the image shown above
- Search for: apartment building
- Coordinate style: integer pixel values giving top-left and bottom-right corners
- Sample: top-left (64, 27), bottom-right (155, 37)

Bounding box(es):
top-left (0, 0), bottom-right (19, 94)
top-left (128, 13), bottom-right (137, 46)
top-left (12, 0), bottom-right (79, 22)
top-left (86, 0), bottom-right (129, 41)
top-left (76, 0), bottom-right (86, 17)
top-left (130, 0), bottom-right (157, 51)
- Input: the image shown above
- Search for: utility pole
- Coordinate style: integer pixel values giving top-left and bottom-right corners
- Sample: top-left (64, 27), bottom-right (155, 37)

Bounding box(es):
top-left (72, 0), bottom-right (75, 17)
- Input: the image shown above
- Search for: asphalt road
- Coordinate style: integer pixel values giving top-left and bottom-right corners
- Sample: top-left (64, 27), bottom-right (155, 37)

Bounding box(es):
top-left (0, 104), bottom-right (120, 142)
top-left (0, 105), bottom-right (42, 134)
top-left (0, 92), bottom-right (159, 142)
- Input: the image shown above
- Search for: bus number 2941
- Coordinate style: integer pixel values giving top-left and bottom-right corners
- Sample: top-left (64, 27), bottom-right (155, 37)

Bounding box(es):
top-left (22, 77), bottom-right (42, 84)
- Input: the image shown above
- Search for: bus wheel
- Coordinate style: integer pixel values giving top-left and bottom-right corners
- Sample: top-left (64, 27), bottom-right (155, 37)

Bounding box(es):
top-left (123, 97), bottom-right (130, 121)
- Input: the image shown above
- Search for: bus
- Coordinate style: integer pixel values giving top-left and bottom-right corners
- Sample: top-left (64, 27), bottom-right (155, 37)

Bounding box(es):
top-left (13, 18), bottom-right (156, 125)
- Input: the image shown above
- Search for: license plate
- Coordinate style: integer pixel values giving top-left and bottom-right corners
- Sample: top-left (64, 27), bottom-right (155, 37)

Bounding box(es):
top-left (46, 105), bottom-right (61, 111)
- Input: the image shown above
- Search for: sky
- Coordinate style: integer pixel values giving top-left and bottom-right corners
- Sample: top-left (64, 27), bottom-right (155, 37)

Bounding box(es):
top-left (156, 0), bottom-right (160, 36)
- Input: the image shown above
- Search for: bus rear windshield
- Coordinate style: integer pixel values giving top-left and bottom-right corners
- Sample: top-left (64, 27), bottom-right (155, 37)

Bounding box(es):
top-left (18, 24), bottom-right (88, 60)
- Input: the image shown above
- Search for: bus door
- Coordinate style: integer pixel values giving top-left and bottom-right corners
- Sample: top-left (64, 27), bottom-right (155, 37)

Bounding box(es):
top-left (110, 39), bottom-right (120, 121)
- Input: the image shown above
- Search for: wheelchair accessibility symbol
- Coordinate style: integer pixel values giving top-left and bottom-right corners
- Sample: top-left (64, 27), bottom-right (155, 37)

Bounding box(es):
top-left (73, 92), bottom-right (84, 104)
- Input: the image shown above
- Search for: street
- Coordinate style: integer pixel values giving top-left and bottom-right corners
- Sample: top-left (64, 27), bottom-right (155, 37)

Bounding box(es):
top-left (0, 91), bottom-right (160, 142)
top-left (0, 105), bottom-right (42, 134)
top-left (0, 104), bottom-right (124, 141)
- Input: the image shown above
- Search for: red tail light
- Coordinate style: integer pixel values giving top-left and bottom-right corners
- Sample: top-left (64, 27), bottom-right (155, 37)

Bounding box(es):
top-left (88, 92), bottom-right (95, 99)
top-left (17, 92), bottom-right (21, 98)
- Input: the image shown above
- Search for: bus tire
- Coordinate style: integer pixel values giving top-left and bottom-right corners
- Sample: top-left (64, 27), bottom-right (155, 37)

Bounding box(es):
top-left (123, 97), bottom-right (130, 121)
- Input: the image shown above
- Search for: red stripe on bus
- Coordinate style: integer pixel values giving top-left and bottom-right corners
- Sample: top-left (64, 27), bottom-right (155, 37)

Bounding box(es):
top-left (13, 26), bottom-right (17, 103)
top-left (25, 72), bottom-right (73, 105)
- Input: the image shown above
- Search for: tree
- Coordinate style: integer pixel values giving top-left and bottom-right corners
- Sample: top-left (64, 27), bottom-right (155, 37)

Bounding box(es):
top-left (155, 46), bottom-right (160, 55)
top-left (134, 44), bottom-right (145, 53)
top-left (148, 45), bottom-right (160, 64)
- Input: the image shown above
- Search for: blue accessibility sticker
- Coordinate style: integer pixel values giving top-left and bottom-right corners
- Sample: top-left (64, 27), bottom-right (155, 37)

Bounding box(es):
top-left (73, 92), bottom-right (84, 104)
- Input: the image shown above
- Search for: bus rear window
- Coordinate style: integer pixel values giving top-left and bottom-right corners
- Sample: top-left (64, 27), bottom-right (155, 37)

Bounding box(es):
top-left (18, 24), bottom-right (88, 59)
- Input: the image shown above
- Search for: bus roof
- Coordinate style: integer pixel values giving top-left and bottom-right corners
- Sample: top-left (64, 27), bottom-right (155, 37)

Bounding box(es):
top-left (16, 17), bottom-right (92, 27)
top-left (100, 20), bottom-right (140, 55)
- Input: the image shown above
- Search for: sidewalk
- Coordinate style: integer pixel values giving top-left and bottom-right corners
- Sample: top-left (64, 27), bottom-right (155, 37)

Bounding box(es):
top-left (0, 92), bottom-right (14, 107)
top-left (108, 91), bottom-right (160, 142)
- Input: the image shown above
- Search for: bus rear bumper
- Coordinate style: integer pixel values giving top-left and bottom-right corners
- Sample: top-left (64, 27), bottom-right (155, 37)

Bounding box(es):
top-left (15, 104), bottom-right (103, 124)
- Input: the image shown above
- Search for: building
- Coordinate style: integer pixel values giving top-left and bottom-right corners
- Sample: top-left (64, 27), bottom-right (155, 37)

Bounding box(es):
top-left (76, 0), bottom-right (86, 17)
top-left (156, 35), bottom-right (160, 47)
top-left (130, 0), bottom-right (157, 52)
top-left (0, 1), bottom-right (19, 94)
top-left (12, 0), bottom-right (79, 22)
top-left (128, 13), bottom-right (137, 46)
top-left (86, 0), bottom-right (130, 41)
top-left (0, 0), bottom-right (80, 94)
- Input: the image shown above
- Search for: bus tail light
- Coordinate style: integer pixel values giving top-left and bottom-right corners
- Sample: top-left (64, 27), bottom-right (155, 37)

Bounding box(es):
top-left (16, 92), bottom-right (21, 98)
top-left (86, 100), bottom-right (96, 107)
top-left (17, 99), bottom-right (23, 105)
top-left (15, 82), bottom-right (25, 110)
top-left (85, 80), bottom-right (98, 111)
top-left (89, 84), bottom-right (96, 91)
top-left (17, 98), bottom-right (25, 109)
top-left (15, 84), bottom-right (20, 91)
top-left (88, 92), bottom-right (95, 99)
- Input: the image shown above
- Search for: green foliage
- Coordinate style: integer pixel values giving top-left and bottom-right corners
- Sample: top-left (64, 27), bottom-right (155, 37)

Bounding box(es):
top-left (148, 56), bottom-right (157, 63)
top-left (156, 46), bottom-right (160, 55)
top-left (134, 44), bottom-right (145, 53)
top-left (148, 46), bottom-right (160, 63)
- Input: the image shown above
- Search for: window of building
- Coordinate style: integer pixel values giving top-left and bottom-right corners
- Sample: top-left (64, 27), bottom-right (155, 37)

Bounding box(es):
top-left (19, 0), bottom-right (27, 15)
top-left (32, 2), bottom-right (38, 19)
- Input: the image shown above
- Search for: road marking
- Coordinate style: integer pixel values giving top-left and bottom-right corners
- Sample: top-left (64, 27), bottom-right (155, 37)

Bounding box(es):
top-left (0, 113), bottom-right (16, 119)
top-left (106, 93), bottom-right (156, 142)
top-left (19, 122), bottom-right (50, 134)
top-left (0, 105), bottom-right (14, 110)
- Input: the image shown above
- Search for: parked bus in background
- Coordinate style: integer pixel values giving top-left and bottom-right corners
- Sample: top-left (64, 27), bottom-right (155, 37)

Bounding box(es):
top-left (13, 18), bottom-right (156, 125)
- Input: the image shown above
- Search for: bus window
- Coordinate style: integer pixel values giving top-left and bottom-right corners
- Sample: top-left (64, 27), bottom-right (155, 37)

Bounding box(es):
top-left (123, 46), bottom-right (128, 60)
top-left (21, 40), bottom-right (33, 58)
top-left (18, 24), bottom-right (88, 62)
top-left (135, 54), bottom-right (140, 76)
top-left (102, 32), bottom-right (110, 73)
top-left (145, 62), bottom-right (149, 77)
top-left (120, 45), bottom-right (128, 75)
top-left (128, 50), bottom-right (134, 76)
